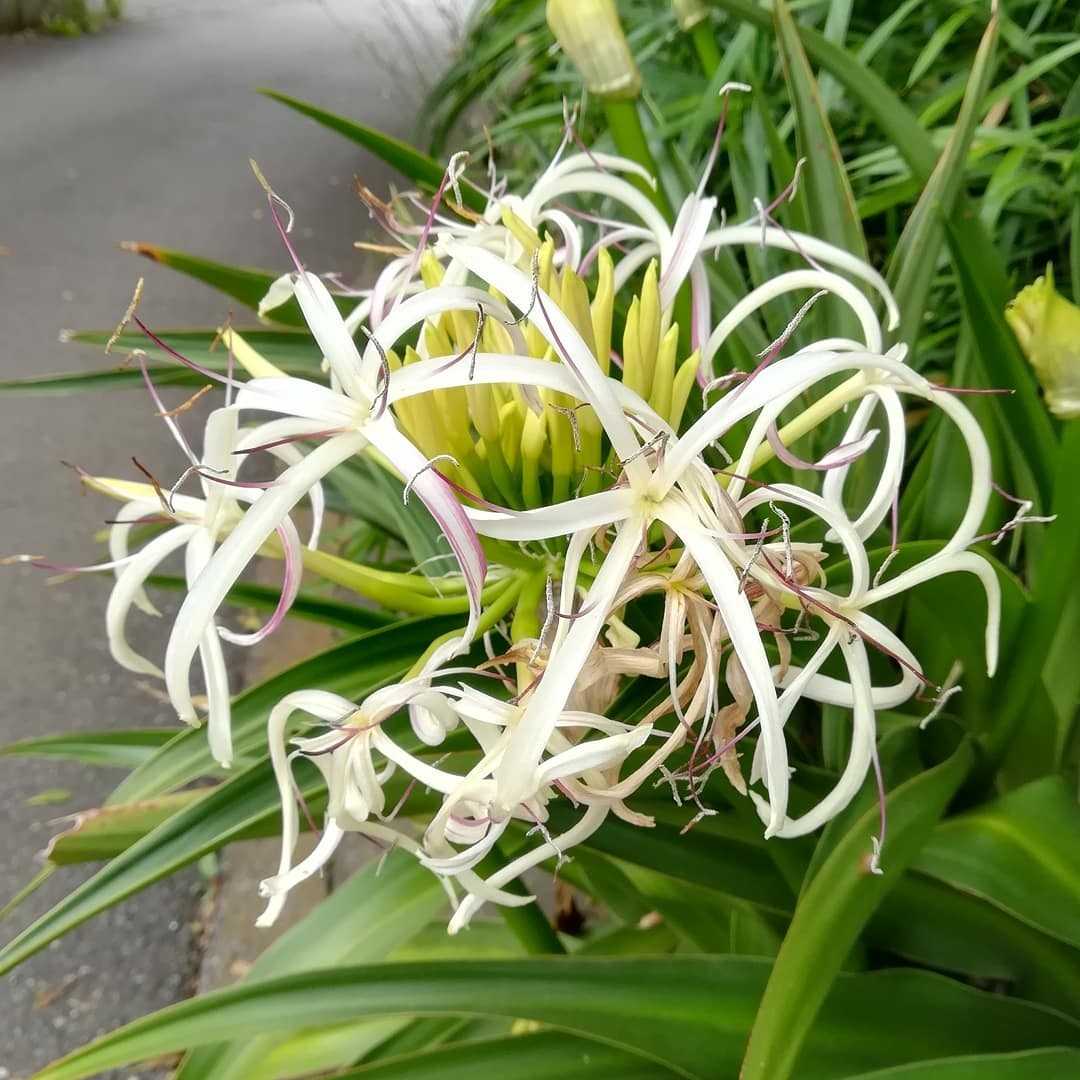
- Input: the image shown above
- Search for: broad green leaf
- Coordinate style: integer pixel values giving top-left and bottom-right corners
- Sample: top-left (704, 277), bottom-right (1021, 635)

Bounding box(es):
top-left (872, 873), bottom-right (1080, 1019)
top-left (331, 1031), bottom-right (678, 1079)
top-left (772, 0), bottom-right (866, 342)
top-left (33, 957), bottom-right (1080, 1080)
top-left (258, 89), bottom-right (486, 212)
top-left (913, 777), bottom-right (1080, 951)
top-left (547, 806), bottom-right (794, 916)
top-left (844, 1048), bottom-right (1080, 1079)
top-left (889, 12), bottom-right (998, 352)
top-left (741, 740), bottom-right (975, 1080)
top-left (1, 728), bottom-right (173, 769)
top-left (122, 244), bottom-right (325, 326)
top-left (43, 792), bottom-right (205, 864)
top-left (108, 617), bottom-right (454, 804)
top-left (177, 851), bottom-right (447, 1080)
top-left (146, 574), bottom-right (391, 632)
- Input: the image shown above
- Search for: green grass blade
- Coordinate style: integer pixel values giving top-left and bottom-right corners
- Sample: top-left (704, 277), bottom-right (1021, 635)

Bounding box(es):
top-left (906, 8), bottom-right (976, 89)
top-left (888, 10), bottom-right (998, 351)
top-left (772, 0), bottom-right (866, 264)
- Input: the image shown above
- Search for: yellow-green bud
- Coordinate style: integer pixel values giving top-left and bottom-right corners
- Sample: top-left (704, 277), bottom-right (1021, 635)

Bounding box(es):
top-left (1006, 264), bottom-right (1080, 419)
top-left (672, 0), bottom-right (708, 32)
top-left (546, 0), bottom-right (641, 100)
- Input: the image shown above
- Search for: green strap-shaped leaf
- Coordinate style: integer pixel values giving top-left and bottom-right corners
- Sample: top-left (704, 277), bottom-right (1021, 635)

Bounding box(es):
top-left (122, 244), bottom-right (316, 326)
top-left (331, 1031), bottom-right (678, 1080)
top-left (980, 422), bottom-right (1080, 771)
top-left (44, 792), bottom-right (205, 865)
top-left (872, 873), bottom-right (1080, 1020)
top-left (545, 804), bottom-right (795, 916)
top-left (107, 616), bottom-right (454, 804)
top-left (772, 0), bottom-right (866, 261)
top-left (258, 89), bottom-right (487, 212)
top-left (713, 0), bottom-right (1059, 498)
top-left (888, 11), bottom-right (998, 352)
top-left (0, 329), bottom-right (322, 394)
top-left (146, 573), bottom-right (392, 632)
top-left (1, 729), bottom-right (173, 769)
top-left (741, 739), bottom-right (975, 1080)
top-left (913, 776), bottom-right (1080, 951)
top-left (946, 220), bottom-right (1058, 508)
top-left (710, 0), bottom-right (935, 178)
top-left (843, 1048), bottom-right (1080, 1079)
top-left (177, 851), bottom-right (448, 1080)
top-left (32, 957), bottom-right (1080, 1080)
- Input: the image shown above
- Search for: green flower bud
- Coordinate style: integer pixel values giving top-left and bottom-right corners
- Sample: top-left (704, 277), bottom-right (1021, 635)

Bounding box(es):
top-left (546, 0), bottom-right (641, 100)
top-left (1006, 264), bottom-right (1080, 419)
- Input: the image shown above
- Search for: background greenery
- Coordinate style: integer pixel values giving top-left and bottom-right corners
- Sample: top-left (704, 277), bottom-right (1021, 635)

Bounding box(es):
top-left (2, 2), bottom-right (1080, 1077)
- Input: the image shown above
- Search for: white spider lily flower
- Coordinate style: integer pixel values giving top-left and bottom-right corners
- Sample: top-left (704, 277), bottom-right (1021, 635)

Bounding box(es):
top-left (87, 407), bottom-right (324, 767)
top-left (257, 680), bottom-right (653, 928)
top-left (164, 275), bottom-right (501, 727)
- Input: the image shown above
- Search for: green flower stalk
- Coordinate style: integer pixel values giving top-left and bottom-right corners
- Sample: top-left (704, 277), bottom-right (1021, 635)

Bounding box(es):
top-left (1005, 264), bottom-right (1080, 419)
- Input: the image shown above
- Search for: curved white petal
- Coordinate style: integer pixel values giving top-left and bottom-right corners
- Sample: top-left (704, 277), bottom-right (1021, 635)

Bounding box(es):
top-left (467, 488), bottom-right (634, 541)
top-left (493, 518), bottom-right (644, 815)
top-left (703, 269), bottom-right (884, 374)
top-left (106, 524), bottom-right (198, 679)
top-left (185, 529), bottom-right (232, 767)
top-left (754, 632), bottom-right (875, 837)
top-left (704, 225), bottom-right (900, 330)
top-left (165, 432), bottom-right (367, 723)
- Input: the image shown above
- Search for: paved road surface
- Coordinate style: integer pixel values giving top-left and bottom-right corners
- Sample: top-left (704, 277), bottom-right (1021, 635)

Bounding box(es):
top-left (0, 2), bottom-right (468, 1074)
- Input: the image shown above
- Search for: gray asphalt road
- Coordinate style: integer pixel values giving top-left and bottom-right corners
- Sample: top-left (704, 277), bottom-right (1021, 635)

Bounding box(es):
top-left (0, 2), bottom-right (467, 1074)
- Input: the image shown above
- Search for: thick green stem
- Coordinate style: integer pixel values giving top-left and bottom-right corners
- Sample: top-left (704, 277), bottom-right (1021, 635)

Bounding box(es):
top-left (691, 21), bottom-right (722, 77)
top-left (603, 99), bottom-right (672, 217)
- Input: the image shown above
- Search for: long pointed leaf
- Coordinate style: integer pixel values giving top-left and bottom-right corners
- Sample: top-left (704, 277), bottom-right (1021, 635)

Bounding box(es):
top-left (258, 89), bottom-right (486, 212)
top-left (741, 739), bottom-right (975, 1080)
top-left (33, 957), bottom-right (1080, 1080)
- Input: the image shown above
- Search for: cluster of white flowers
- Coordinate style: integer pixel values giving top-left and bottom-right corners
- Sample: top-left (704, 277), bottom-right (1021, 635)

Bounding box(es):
top-left (38, 107), bottom-right (999, 933)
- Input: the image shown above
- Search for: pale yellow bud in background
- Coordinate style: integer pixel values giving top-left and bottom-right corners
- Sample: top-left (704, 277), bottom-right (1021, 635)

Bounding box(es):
top-left (1006, 264), bottom-right (1080, 419)
top-left (672, 0), bottom-right (709, 32)
top-left (546, 0), bottom-right (641, 100)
